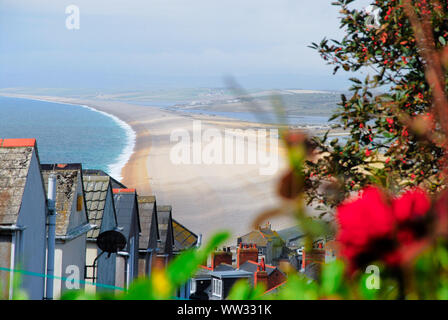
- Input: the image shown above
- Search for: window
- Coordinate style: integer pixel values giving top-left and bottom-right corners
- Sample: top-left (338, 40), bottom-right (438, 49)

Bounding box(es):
top-left (190, 279), bottom-right (196, 294)
top-left (77, 194), bottom-right (83, 211)
top-left (212, 278), bottom-right (222, 298)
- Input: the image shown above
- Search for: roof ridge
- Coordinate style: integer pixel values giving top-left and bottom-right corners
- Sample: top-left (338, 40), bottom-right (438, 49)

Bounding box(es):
top-left (113, 188), bottom-right (136, 194)
top-left (0, 138), bottom-right (36, 148)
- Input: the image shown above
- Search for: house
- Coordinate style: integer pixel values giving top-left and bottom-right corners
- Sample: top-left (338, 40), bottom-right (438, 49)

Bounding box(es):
top-left (113, 188), bottom-right (141, 289)
top-left (0, 138), bottom-right (47, 300)
top-left (82, 173), bottom-right (119, 293)
top-left (137, 195), bottom-right (159, 277)
top-left (41, 163), bottom-right (94, 299)
top-left (136, 200), bottom-right (197, 298)
top-left (154, 205), bottom-right (174, 268)
top-left (237, 223), bottom-right (286, 266)
top-left (239, 259), bottom-right (286, 291)
top-left (209, 270), bottom-right (253, 300)
top-left (190, 243), bottom-right (286, 300)
top-left (277, 226), bottom-right (304, 250)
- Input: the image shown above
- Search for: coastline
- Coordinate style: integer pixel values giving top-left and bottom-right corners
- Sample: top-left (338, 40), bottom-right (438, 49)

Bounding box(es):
top-left (79, 104), bottom-right (136, 182)
top-left (0, 94), bottom-right (136, 182)
top-left (0, 92), bottom-right (299, 242)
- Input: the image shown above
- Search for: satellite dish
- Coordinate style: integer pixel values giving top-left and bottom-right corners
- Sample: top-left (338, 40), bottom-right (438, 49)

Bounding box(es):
top-left (97, 230), bottom-right (127, 254)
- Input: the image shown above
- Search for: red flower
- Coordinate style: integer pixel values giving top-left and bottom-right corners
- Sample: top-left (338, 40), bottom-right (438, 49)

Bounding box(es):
top-left (392, 188), bottom-right (430, 223)
top-left (336, 187), bottom-right (431, 272)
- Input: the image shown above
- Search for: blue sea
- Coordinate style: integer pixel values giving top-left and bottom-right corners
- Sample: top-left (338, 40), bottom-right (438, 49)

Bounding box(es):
top-left (0, 96), bottom-right (134, 180)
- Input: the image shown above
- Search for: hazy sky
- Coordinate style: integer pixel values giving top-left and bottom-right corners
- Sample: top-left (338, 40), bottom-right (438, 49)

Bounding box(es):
top-left (0, 0), bottom-right (372, 90)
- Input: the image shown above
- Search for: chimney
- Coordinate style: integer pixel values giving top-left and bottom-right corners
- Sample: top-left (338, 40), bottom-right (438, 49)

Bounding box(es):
top-left (211, 249), bottom-right (232, 270)
top-left (237, 243), bottom-right (258, 269)
top-left (254, 258), bottom-right (268, 289)
top-left (301, 250), bottom-right (306, 272)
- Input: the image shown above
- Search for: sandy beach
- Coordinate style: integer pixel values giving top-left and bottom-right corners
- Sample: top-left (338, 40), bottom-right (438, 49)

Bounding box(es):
top-left (1, 93), bottom-right (297, 243)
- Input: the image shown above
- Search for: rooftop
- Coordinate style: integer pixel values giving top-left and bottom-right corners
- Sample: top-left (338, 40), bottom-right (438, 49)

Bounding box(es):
top-left (41, 163), bottom-right (86, 236)
top-left (137, 195), bottom-right (157, 250)
top-left (277, 226), bottom-right (304, 242)
top-left (210, 270), bottom-right (253, 279)
top-left (157, 205), bottom-right (174, 254)
top-left (113, 188), bottom-right (136, 194)
top-left (82, 169), bottom-right (126, 189)
top-left (114, 190), bottom-right (140, 241)
top-left (83, 174), bottom-right (115, 239)
top-left (238, 224), bottom-right (284, 247)
top-left (0, 139), bottom-right (37, 224)
top-left (172, 218), bottom-right (198, 251)
top-left (239, 260), bottom-right (277, 276)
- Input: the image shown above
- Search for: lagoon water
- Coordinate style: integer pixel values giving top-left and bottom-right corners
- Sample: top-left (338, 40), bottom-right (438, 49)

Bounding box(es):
top-left (0, 96), bottom-right (131, 179)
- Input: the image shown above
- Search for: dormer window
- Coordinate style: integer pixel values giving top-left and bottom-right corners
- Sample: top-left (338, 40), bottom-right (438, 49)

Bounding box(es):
top-left (212, 278), bottom-right (222, 298)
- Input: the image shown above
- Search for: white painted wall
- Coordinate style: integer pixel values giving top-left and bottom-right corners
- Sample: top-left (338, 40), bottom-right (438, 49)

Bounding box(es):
top-left (16, 149), bottom-right (47, 300)
top-left (54, 234), bottom-right (87, 299)
top-left (52, 171), bottom-right (88, 299)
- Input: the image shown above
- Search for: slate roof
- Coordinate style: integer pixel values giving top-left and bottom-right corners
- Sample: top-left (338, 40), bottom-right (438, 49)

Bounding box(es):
top-left (210, 270), bottom-right (253, 279)
top-left (0, 139), bottom-right (38, 225)
top-left (238, 226), bottom-right (284, 247)
top-left (137, 195), bottom-right (157, 250)
top-left (277, 226), bottom-right (304, 243)
top-left (172, 218), bottom-right (198, 251)
top-left (157, 205), bottom-right (174, 254)
top-left (195, 268), bottom-right (213, 280)
top-left (214, 264), bottom-right (235, 272)
top-left (41, 163), bottom-right (86, 236)
top-left (82, 169), bottom-right (127, 189)
top-left (113, 189), bottom-right (140, 244)
top-left (83, 174), bottom-right (114, 239)
top-left (239, 260), bottom-right (277, 276)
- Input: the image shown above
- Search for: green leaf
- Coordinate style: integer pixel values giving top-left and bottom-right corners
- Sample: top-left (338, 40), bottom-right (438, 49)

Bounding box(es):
top-left (227, 280), bottom-right (266, 300)
top-left (167, 231), bottom-right (230, 287)
top-left (321, 260), bottom-right (345, 296)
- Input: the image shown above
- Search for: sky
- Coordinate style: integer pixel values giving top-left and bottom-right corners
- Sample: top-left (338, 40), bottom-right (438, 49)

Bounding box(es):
top-left (0, 0), bottom-right (374, 91)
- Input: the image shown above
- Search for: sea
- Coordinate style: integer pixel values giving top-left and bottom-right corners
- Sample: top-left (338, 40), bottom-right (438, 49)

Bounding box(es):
top-left (0, 96), bottom-right (135, 181)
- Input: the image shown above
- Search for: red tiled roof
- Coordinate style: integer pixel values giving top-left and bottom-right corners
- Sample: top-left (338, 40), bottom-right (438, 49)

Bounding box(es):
top-left (113, 188), bottom-right (136, 194)
top-left (0, 138), bottom-right (36, 148)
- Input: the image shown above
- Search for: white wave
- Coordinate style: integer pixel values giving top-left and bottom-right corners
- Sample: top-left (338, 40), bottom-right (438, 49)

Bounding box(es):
top-left (78, 105), bottom-right (136, 182)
